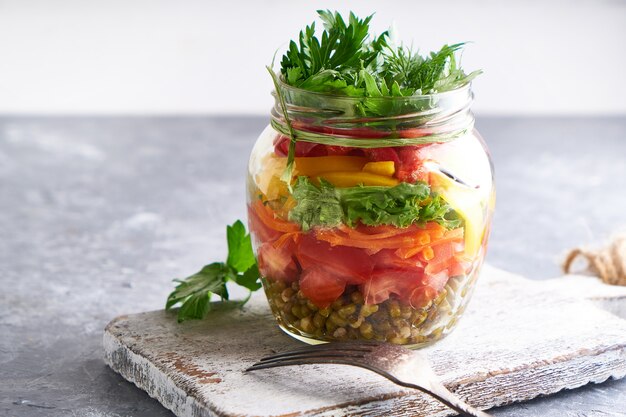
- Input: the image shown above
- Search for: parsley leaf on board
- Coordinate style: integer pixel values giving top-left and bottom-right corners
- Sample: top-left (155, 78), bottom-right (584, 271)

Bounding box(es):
top-left (165, 220), bottom-right (261, 323)
top-left (288, 177), bottom-right (461, 231)
top-left (226, 220), bottom-right (256, 273)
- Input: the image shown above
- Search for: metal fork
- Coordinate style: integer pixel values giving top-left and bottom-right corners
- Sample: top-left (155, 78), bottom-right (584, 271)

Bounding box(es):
top-left (246, 341), bottom-right (492, 417)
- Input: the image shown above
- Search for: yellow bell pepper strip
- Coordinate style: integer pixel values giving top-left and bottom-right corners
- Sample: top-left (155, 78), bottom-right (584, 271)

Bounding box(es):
top-left (362, 161), bottom-right (395, 177)
top-left (316, 171), bottom-right (399, 187)
top-left (265, 175), bottom-right (290, 201)
top-left (294, 156), bottom-right (367, 177)
top-left (275, 195), bottom-right (297, 220)
top-left (429, 170), bottom-right (484, 258)
top-left (255, 154), bottom-right (288, 200)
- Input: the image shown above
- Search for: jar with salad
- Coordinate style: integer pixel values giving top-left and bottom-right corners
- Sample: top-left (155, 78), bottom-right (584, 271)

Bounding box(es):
top-left (247, 11), bottom-right (495, 347)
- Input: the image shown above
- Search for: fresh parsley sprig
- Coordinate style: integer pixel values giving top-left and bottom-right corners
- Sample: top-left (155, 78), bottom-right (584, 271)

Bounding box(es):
top-left (281, 10), bottom-right (373, 88)
top-left (165, 220), bottom-right (261, 322)
top-left (279, 10), bottom-right (482, 108)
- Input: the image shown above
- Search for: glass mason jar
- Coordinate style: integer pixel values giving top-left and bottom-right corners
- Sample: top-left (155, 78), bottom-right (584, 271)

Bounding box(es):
top-left (247, 79), bottom-right (495, 347)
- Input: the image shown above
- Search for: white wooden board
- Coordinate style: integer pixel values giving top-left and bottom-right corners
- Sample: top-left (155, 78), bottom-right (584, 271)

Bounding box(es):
top-left (103, 265), bottom-right (626, 417)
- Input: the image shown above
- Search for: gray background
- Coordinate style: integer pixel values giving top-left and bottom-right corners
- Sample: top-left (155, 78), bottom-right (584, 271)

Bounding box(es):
top-left (1, 0), bottom-right (625, 115)
top-left (1, 116), bottom-right (625, 416)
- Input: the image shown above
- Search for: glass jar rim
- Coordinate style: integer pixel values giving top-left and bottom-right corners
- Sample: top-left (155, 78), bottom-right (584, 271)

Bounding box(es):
top-left (270, 73), bottom-right (475, 146)
top-left (271, 74), bottom-right (474, 122)
top-left (274, 76), bottom-right (473, 103)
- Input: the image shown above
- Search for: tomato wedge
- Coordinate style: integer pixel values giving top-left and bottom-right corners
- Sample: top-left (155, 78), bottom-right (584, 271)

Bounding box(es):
top-left (299, 266), bottom-right (346, 308)
top-left (409, 285), bottom-right (440, 309)
top-left (361, 268), bottom-right (423, 304)
top-left (395, 145), bottom-right (431, 183)
top-left (449, 256), bottom-right (472, 276)
top-left (325, 145), bottom-right (355, 156)
top-left (423, 270), bottom-right (449, 292)
top-left (295, 232), bottom-right (373, 284)
top-left (273, 135), bottom-right (327, 157)
top-left (423, 240), bottom-right (465, 275)
top-left (257, 241), bottom-right (299, 283)
top-left (372, 249), bottom-right (424, 271)
top-left (364, 148), bottom-right (400, 164)
top-left (360, 265), bottom-right (448, 306)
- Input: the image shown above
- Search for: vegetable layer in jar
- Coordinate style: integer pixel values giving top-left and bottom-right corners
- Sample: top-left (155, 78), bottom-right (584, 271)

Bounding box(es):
top-left (247, 128), bottom-right (493, 346)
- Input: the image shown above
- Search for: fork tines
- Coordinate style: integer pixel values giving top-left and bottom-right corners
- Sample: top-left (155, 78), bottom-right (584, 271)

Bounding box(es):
top-left (246, 341), bottom-right (380, 372)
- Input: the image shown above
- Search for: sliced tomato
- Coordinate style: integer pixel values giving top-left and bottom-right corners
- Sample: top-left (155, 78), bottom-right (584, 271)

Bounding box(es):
top-left (409, 285), bottom-right (440, 309)
top-left (395, 146), bottom-right (431, 183)
top-left (372, 249), bottom-right (424, 271)
top-left (360, 266), bottom-right (448, 306)
top-left (423, 241), bottom-right (459, 275)
top-left (257, 240), bottom-right (299, 283)
top-left (273, 135), bottom-right (327, 157)
top-left (423, 271), bottom-right (449, 292)
top-left (449, 257), bottom-right (471, 277)
top-left (296, 232), bottom-right (373, 284)
top-left (299, 266), bottom-right (346, 308)
top-left (324, 145), bottom-right (354, 156)
top-left (360, 268), bottom-right (423, 304)
top-left (364, 148), bottom-right (400, 164)
top-left (360, 270), bottom-right (399, 304)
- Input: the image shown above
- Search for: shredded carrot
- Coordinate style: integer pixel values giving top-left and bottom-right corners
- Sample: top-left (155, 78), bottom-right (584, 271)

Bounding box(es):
top-left (422, 247), bottom-right (435, 261)
top-left (337, 223), bottom-right (442, 242)
top-left (429, 228), bottom-right (445, 240)
top-left (272, 231), bottom-right (301, 249)
top-left (338, 224), bottom-right (420, 241)
top-left (315, 229), bottom-right (427, 249)
top-left (418, 233), bottom-right (431, 246)
top-left (395, 227), bottom-right (464, 259)
top-left (395, 246), bottom-right (426, 259)
top-left (253, 200), bottom-right (300, 233)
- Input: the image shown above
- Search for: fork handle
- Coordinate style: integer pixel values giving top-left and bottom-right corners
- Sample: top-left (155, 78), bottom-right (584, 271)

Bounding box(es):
top-left (424, 382), bottom-right (493, 417)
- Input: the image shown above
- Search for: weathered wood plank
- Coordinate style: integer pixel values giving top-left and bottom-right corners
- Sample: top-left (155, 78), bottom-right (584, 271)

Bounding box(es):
top-left (103, 265), bottom-right (626, 417)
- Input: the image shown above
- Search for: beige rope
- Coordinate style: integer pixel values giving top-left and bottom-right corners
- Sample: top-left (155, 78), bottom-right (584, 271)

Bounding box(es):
top-left (563, 235), bottom-right (626, 286)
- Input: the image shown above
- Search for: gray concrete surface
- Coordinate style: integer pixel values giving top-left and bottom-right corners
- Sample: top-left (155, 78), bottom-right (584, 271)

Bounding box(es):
top-left (1, 116), bottom-right (625, 416)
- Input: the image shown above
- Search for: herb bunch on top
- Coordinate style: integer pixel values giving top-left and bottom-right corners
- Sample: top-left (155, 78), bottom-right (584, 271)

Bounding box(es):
top-left (280, 10), bottom-right (481, 116)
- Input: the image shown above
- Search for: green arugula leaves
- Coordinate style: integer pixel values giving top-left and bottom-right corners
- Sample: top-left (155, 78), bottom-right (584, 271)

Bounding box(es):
top-left (288, 177), bottom-right (461, 231)
top-left (279, 10), bottom-right (482, 115)
top-left (165, 220), bottom-right (261, 322)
